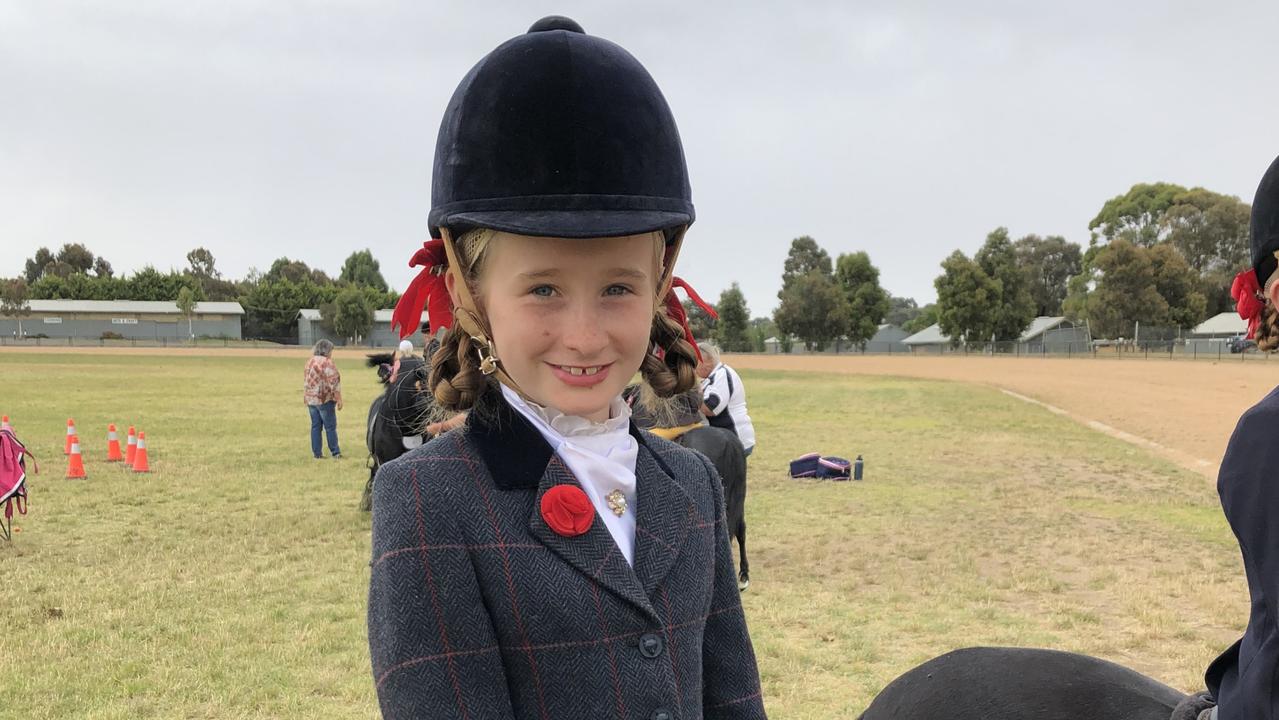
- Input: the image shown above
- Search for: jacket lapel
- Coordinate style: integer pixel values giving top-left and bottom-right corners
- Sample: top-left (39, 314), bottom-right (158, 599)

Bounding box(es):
top-left (527, 454), bottom-right (658, 621)
top-left (631, 430), bottom-right (692, 598)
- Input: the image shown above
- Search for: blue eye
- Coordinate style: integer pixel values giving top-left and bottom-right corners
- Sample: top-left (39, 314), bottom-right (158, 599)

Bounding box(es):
top-left (530, 285), bottom-right (555, 297)
top-left (605, 285), bottom-right (633, 296)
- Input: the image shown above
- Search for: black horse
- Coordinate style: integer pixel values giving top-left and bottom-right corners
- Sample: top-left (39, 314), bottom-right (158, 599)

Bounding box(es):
top-left (361, 351), bottom-right (433, 511)
top-left (624, 384), bottom-right (751, 590)
top-left (859, 646), bottom-right (1211, 720)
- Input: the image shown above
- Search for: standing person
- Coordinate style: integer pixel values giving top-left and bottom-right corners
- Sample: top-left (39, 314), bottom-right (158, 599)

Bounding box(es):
top-left (1203, 153), bottom-right (1279, 720)
top-left (368, 16), bottom-right (766, 719)
top-left (697, 342), bottom-right (756, 457)
top-left (303, 339), bottom-right (343, 459)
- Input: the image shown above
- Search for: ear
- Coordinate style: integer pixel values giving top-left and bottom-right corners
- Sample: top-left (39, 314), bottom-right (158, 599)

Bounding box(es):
top-left (444, 270), bottom-right (462, 309)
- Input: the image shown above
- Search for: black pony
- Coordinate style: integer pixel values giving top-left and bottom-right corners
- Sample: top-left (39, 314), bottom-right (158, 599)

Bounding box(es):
top-left (624, 384), bottom-right (751, 590)
top-left (859, 646), bottom-right (1212, 720)
top-left (361, 350), bottom-right (433, 511)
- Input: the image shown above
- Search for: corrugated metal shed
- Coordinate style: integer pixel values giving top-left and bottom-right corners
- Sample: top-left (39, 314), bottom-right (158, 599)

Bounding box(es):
top-left (902, 323), bottom-right (949, 346)
top-left (1190, 312), bottom-right (1248, 337)
top-left (24, 299), bottom-right (245, 314)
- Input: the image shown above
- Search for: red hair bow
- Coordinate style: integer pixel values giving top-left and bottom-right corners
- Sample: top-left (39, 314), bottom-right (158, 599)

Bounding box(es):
top-left (1232, 269), bottom-right (1265, 340)
top-left (390, 239), bottom-right (453, 339)
top-left (663, 277), bottom-right (718, 363)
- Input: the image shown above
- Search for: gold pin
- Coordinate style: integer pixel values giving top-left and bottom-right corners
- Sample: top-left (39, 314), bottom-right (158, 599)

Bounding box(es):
top-left (606, 489), bottom-right (627, 517)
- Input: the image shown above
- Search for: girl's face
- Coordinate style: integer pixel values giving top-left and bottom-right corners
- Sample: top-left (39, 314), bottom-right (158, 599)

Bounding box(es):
top-left (463, 232), bottom-right (660, 423)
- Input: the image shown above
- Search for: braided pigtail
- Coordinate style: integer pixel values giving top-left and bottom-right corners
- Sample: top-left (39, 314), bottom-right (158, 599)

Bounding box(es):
top-left (1258, 304), bottom-right (1279, 353)
top-left (640, 307), bottom-right (700, 398)
top-left (424, 228), bottom-right (498, 417)
top-left (428, 326), bottom-right (492, 413)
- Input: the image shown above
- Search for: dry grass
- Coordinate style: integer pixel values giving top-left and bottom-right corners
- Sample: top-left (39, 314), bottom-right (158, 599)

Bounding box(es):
top-left (0, 352), bottom-right (1250, 718)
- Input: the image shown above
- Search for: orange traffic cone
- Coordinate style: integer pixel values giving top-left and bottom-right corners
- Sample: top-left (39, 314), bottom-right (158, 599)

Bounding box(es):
top-left (132, 431), bottom-right (150, 473)
top-left (65, 418), bottom-right (76, 455)
top-left (66, 434), bottom-right (86, 479)
top-left (1, 415), bottom-right (11, 432)
top-left (106, 424), bottom-right (124, 462)
top-left (125, 426), bottom-right (137, 465)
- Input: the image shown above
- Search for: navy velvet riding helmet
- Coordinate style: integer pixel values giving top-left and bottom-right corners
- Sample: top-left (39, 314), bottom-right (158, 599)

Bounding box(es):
top-left (1251, 154), bottom-right (1279, 285)
top-left (428, 16), bottom-right (694, 240)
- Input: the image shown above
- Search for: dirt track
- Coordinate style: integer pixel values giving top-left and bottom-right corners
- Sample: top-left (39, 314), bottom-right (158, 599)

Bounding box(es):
top-left (729, 354), bottom-right (1279, 479)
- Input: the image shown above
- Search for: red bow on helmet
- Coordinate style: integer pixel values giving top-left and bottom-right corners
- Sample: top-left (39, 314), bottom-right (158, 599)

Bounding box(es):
top-left (391, 240), bottom-right (454, 339)
top-left (664, 277), bottom-right (718, 363)
top-left (1232, 269), bottom-right (1265, 340)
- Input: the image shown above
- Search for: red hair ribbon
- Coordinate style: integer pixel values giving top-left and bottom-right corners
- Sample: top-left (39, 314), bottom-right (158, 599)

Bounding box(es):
top-left (663, 277), bottom-right (718, 363)
top-left (1232, 269), bottom-right (1265, 340)
top-left (391, 239), bottom-right (454, 340)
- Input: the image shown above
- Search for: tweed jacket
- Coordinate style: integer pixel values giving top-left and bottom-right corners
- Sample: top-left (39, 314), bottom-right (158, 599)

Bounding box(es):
top-left (368, 388), bottom-right (767, 720)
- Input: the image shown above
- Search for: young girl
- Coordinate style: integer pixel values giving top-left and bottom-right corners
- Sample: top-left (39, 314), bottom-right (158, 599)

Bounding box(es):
top-left (367, 17), bottom-right (766, 720)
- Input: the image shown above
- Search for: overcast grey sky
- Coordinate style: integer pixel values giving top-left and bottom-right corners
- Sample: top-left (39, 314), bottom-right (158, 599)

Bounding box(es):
top-left (3, 1), bottom-right (1277, 316)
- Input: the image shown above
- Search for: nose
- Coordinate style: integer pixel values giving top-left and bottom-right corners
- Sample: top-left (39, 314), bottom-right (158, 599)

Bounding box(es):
top-left (560, 300), bottom-right (610, 358)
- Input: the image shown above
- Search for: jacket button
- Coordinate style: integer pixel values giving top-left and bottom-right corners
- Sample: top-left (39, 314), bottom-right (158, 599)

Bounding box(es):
top-left (650, 709), bottom-right (673, 720)
top-left (639, 633), bottom-right (664, 659)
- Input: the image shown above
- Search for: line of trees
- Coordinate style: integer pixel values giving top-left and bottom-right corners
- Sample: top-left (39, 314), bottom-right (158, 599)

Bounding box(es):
top-left (3, 244), bottom-right (398, 343)
top-left (5, 177), bottom-right (1250, 349)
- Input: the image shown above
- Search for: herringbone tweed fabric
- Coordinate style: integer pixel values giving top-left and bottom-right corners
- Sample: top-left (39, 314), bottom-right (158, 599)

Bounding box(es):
top-left (368, 389), bottom-right (767, 720)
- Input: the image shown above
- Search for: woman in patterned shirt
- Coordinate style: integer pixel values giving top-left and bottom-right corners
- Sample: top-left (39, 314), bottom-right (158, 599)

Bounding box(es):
top-left (303, 339), bottom-right (343, 459)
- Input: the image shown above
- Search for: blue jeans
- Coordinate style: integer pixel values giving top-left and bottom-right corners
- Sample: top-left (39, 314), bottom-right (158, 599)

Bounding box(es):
top-left (308, 401), bottom-right (340, 458)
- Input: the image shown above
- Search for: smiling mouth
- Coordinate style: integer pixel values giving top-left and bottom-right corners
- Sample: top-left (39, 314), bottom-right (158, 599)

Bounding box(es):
top-left (552, 363), bottom-right (609, 376)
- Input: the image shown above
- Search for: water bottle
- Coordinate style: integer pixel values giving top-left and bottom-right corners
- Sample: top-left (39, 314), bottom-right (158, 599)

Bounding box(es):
top-left (853, 455), bottom-right (864, 481)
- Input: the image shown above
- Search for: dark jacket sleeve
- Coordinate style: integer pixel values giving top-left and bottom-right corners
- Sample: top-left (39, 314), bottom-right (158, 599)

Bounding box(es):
top-left (367, 454), bottom-right (517, 719)
top-left (694, 452), bottom-right (768, 719)
top-left (1210, 395), bottom-right (1279, 718)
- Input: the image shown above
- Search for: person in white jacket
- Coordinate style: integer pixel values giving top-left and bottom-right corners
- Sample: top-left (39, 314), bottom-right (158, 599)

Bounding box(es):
top-left (696, 343), bottom-right (756, 456)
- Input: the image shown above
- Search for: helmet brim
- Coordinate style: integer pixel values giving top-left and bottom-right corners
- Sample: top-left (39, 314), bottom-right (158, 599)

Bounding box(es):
top-left (434, 209), bottom-right (692, 240)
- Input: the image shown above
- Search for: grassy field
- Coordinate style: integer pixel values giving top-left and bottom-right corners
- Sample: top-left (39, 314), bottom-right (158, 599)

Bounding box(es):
top-left (0, 352), bottom-right (1249, 719)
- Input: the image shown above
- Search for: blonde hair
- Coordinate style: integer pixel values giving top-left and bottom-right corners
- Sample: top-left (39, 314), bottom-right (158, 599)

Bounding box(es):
top-left (427, 228), bottom-right (700, 418)
top-left (1259, 303), bottom-right (1279, 353)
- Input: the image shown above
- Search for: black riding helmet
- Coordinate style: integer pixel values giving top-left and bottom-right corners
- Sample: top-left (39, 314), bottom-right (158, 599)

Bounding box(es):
top-left (1251, 154), bottom-right (1279, 286)
top-left (428, 16), bottom-right (693, 240)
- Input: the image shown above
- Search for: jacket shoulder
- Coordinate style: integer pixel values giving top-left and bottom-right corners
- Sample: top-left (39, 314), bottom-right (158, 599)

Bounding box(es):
top-left (638, 429), bottom-right (722, 496)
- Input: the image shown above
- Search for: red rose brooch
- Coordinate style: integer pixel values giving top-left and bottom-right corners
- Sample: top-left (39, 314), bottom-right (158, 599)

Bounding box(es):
top-left (540, 485), bottom-right (594, 537)
top-left (1232, 269), bottom-right (1266, 340)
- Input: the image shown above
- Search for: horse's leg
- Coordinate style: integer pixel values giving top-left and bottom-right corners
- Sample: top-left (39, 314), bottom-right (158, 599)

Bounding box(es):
top-left (360, 463), bottom-right (376, 512)
top-left (737, 517), bottom-right (749, 590)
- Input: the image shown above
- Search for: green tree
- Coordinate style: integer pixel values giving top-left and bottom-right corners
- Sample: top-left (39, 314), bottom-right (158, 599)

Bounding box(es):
top-left (885, 296), bottom-right (920, 327)
top-left (1089, 182), bottom-right (1186, 247)
top-left (1087, 240), bottom-right (1168, 339)
top-left (683, 299), bottom-right (717, 344)
top-left (187, 247), bottom-right (219, 279)
top-left (331, 286), bottom-right (375, 344)
top-left (774, 270), bottom-right (850, 351)
top-left (903, 303), bottom-right (937, 333)
top-left (748, 317), bottom-right (777, 352)
top-left (23, 247), bottom-right (54, 282)
top-left (55, 243), bottom-right (95, 274)
top-left (92, 257), bottom-right (114, 278)
top-left (1, 278), bottom-right (32, 337)
top-left (713, 283), bottom-right (751, 352)
top-left (176, 286), bottom-right (198, 340)
top-left (339, 249), bottom-right (389, 292)
top-left (834, 251), bottom-right (890, 346)
top-left (267, 258), bottom-right (316, 285)
top-left (1161, 188), bottom-right (1251, 273)
top-left (974, 228), bottom-right (1035, 340)
top-left (1014, 234), bottom-right (1082, 316)
top-left (935, 250), bottom-right (999, 346)
top-left (780, 236), bottom-right (832, 290)
top-left (1148, 243), bottom-right (1207, 328)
